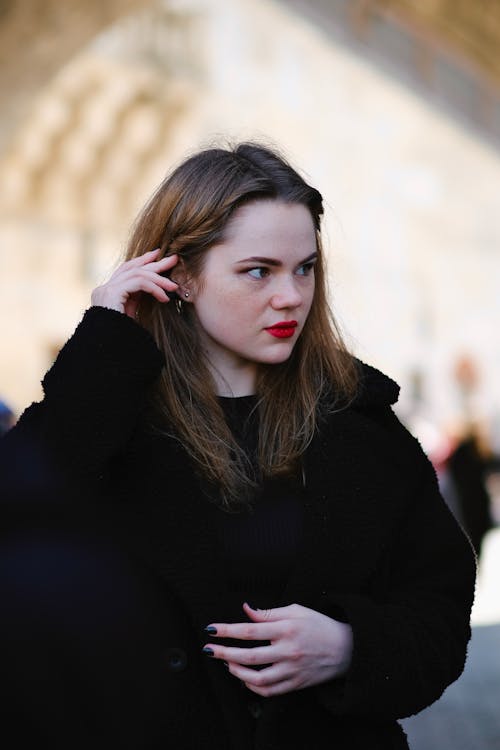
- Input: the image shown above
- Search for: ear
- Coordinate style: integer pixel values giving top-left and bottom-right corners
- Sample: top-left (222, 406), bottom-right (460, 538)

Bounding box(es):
top-left (169, 257), bottom-right (195, 301)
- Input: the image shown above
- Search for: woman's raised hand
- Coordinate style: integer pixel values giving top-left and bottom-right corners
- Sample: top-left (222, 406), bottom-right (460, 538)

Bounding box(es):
top-left (203, 602), bottom-right (353, 697)
top-left (91, 249), bottom-right (180, 319)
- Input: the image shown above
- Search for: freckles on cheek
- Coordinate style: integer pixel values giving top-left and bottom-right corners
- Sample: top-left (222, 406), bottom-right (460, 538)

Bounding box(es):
top-left (215, 288), bottom-right (254, 319)
top-left (200, 288), bottom-right (250, 336)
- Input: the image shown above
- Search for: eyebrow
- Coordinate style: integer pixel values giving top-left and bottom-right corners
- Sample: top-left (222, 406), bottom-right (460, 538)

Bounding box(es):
top-left (234, 252), bottom-right (318, 267)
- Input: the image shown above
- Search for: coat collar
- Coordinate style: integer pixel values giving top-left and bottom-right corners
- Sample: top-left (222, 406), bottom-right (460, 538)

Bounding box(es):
top-left (351, 359), bottom-right (400, 408)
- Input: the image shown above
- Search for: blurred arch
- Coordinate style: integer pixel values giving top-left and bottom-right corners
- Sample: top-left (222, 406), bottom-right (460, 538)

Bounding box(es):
top-left (0, 0), bottom-right (499, 451)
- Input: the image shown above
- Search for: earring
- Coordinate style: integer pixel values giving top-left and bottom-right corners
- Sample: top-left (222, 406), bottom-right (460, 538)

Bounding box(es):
top-left (184, 291), bottom-right (190, 299)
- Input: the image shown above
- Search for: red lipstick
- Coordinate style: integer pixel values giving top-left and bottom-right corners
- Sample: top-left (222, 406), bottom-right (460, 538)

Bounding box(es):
top-left (265, 321), bottom-right (298, 339)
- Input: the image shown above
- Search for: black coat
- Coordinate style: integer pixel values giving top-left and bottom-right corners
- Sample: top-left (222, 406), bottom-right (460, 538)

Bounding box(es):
top-left (0, 307), bottom-right (476, 750)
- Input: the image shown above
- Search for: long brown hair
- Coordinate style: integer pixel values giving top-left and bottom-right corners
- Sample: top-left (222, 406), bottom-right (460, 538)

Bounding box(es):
top-left (125, 142), bottom-right (359, 508)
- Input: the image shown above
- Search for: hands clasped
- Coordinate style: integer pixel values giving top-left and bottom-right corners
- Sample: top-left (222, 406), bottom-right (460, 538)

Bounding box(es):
top-left (203, 602), bottom-right (352, 697)
top-left (91, 249), bottom-right (179, 319)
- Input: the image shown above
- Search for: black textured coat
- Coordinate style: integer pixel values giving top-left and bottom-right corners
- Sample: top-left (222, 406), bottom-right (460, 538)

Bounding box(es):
top-left (0, 307), bottom-right (476, 750)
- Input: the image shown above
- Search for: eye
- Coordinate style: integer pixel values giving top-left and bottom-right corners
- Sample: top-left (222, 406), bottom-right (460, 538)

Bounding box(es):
top-left (296, 261), bottom-right (316, 276)
top-left (247, 267), bottom-right (270, 280)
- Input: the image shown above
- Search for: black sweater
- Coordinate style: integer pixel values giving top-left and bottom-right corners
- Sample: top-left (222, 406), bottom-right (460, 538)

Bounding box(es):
top-left (217, 395), bottom-right (303, 608)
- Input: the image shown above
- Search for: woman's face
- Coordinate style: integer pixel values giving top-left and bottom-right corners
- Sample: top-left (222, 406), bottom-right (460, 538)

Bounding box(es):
top-left (187, 199), bottom-right (317, 395)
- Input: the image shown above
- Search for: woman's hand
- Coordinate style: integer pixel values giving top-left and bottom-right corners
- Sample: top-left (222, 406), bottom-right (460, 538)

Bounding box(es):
top-left (203, 602), bottom-right (353, 697)
top-left (91, 248), bottom-right (179, 319)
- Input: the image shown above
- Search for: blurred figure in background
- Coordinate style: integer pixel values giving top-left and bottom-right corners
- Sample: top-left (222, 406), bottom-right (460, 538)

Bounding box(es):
top-left (445, 426), bottom-right (494, 558)
top-left (441, 357), bottom-right (494, 559)
top-left (397, 359), bottom-right (495, 560)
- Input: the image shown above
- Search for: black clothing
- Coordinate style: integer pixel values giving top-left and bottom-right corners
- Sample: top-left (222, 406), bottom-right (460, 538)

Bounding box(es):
top-left (217, 395), bottom-right (303, 607)
top-left (0, 306), bottom-right (476, 750)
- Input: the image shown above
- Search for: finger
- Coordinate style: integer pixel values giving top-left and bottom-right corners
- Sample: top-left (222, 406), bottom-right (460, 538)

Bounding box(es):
top-left (135, 247), bottom-right (162, 263)
top-left (228, 663), bottom-right (300, 698)
top-left (139, 250), bottom-right (179, 270)
top-left (145, 279), bottom-right (175, 303)
top-left (204, 620), bottom-right (282, 642)
top-left (121, 248), bottom-right (162, 269)
top-left (154, 273), bottom-right (179, 292)
top-left (120, 277), bottom-right (173, 304)
top-left (156, 253), bottom-right (179, 268)
top-left (245, 677), bottom-right (298, 698)
top-left (227, 661), bottom-right (290, 686)
top-left (203, 643), bottom-right (280, 666)
top-left (117, 267), bottom-right (179, 295)
top-left (115, 253), bottom-right (178, 280)
top-left (243, 602), bottom-right (302, 623)
top-left (142, 254), bottom-right (179, 276)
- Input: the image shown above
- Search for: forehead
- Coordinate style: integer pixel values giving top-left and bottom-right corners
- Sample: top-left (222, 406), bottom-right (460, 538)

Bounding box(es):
top-left (219, 200), bottom-right (316, 256)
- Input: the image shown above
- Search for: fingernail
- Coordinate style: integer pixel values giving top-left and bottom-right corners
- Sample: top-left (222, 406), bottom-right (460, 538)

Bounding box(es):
top-left (246, 602), bottom-right (259, 610)
top-left (204, 625), bottom-right (217, 635)
top-left (202, 646), bottom-right (214, 657)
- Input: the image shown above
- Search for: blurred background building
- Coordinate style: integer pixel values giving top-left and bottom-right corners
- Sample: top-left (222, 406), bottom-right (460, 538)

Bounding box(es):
top-left (1, 0), bottom-right (499, 447)
top-left (0, 2), bottom-right (499, 746)
top-left (2, 0), bottom-right (500, 527)
top-left (1, 0), bottom-right (500, 460)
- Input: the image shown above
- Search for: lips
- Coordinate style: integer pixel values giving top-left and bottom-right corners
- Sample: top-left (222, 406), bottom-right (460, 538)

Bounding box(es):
top-left (265, 321), bottom-right (298, 339)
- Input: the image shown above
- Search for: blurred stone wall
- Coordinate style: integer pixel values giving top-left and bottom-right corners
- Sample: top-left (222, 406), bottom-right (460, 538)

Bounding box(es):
top-left (1, 0), bottom-right (499, 455)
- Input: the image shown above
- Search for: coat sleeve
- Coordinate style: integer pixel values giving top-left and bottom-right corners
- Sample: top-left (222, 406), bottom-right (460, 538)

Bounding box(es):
top-left (0, 306), bottom-right (165, 494)
top-left (315, 453), bottom-right (477, 721)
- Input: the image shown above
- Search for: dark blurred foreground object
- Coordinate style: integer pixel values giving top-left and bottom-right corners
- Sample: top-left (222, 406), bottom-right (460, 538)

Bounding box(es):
top-left (0, 438), bottom-right (229, 750)
top-left (445, 432), bottom-right (494, 558)
top-left (0, 399), bottom-right (15, 437)
top-left (0, 526), bottom-right (224, 749)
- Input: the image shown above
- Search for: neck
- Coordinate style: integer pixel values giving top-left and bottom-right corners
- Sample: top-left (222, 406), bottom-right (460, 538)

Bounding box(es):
top-left (196, 325), bottom-right (258, 396)
top-left (208, 361), bottom-right (257, 398)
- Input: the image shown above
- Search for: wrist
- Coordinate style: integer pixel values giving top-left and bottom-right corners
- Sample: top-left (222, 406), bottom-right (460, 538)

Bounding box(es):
top-left (334, 621), bottom-right (353, 676)
top-left (90, 289), bottom-right (124, 314)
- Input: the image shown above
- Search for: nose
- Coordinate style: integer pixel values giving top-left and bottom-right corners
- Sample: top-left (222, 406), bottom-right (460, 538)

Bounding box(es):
top-left (270, 274), bottom-right (303, 311)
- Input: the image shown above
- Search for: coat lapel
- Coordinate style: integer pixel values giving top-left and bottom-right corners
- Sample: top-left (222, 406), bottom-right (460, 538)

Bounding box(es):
top-left (281, 407), bottom-right (407, 607)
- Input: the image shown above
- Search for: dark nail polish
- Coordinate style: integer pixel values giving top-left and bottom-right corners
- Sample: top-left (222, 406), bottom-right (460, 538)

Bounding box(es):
top-left (203, 646), bottom-right (214, 657)
top-left (247, 603), bottom-right (260, 610)
top-left (204, 625), bottom-right (217, 635)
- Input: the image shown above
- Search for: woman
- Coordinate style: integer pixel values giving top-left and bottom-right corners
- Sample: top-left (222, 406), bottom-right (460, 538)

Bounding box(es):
top-left (0, 142), bottom-right (475, 749)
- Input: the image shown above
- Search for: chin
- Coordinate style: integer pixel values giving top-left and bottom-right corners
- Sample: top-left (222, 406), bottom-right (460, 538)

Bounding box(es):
top-left (258, 345), bottom-right (295, 365)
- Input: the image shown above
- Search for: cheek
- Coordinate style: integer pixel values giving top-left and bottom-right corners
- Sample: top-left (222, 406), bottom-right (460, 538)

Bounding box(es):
top-left (303, 284), bottom-right (315, 316)
top-left (194, 286), bottom-right (258, 333)
top-left (200, 281), bottom-right (260, 316)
